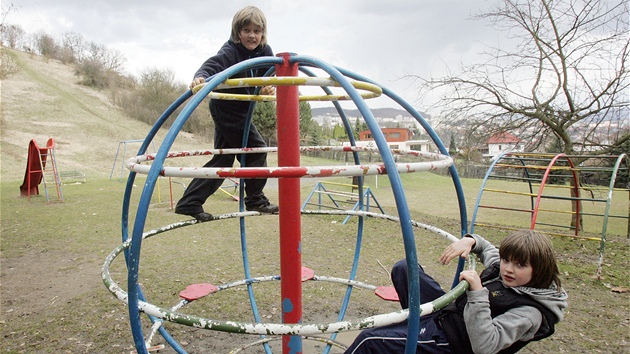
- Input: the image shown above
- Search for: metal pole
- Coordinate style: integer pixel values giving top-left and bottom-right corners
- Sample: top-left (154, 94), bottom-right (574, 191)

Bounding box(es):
top-left (275, 52), bottom-right (302, 354)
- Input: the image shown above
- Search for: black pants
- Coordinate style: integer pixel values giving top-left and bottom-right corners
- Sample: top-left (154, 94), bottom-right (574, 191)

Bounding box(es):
top-left (344, 260), bottom-right (451, 353)
top-left (175, 102), bottom-right (270, 215)
top-left (391, 260), bottom-right (447, 309)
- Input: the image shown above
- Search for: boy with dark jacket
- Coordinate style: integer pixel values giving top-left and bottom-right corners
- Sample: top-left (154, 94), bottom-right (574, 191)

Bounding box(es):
top-left (175, 6), bottom-right (278, 222)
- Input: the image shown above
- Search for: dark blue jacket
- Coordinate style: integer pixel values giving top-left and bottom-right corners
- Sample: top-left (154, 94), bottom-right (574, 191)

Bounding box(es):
top-left (437, 264), bottom-right (557, 354)
top-left (194, 40), bottom-right (274, 114)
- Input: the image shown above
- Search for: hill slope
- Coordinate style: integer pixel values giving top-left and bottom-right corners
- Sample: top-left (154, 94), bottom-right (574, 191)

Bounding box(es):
top-left (1, 49), bottom-right (203, 182)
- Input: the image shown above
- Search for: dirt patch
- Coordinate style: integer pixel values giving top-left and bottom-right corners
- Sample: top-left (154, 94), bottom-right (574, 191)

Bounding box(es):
top-left (2, 250), bottom-right (100, 317)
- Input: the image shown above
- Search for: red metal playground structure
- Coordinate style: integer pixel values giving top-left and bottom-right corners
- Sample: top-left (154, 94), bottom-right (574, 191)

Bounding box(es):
top-left (19, 138), bottom-right (63, 203)
top-left (470, 151), bottom-right (629, 278)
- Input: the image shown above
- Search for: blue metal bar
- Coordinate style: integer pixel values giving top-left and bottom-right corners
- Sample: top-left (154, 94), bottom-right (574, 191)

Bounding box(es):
top-left (295, 55), bottom-right (421, 354)
top-left (121, 89), bottom-right (193, 353)
top-left (300, 183), bottom-right (320, 210)
top-left (470, 150), bottom-right (511, 235)
top-left (335, 67), bottom-right (469, 290)
top-left (120, 53), bottom-right (469, 354)
top-left (239, 72), bottom-right (276, 354)
top-left (298, 65), bottom-right (366, 354)
top-left (342, 188), bottom-right (385, 225)
top-left (123, 90), bottom-right (193, 351)
top-left (125, 56), bottom-right (283, 354)
top-left (597, 153), bottom-right (629, 277)
top-left (109, 142), bottom-right (122, 180)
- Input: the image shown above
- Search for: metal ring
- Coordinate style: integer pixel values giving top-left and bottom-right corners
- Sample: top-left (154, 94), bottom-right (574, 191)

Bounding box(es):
top-left (126, 146), bottom-right (454, 179)
top-left (192, 76), bottom-right (382, 101)
top-left (102, 210), bottom-right (471, 336)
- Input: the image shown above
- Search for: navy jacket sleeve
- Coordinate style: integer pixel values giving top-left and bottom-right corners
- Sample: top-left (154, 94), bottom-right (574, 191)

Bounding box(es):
top-left (193, 41), bottom-right (274, 80)
top-left (193, 42), bottom-right (239, 79)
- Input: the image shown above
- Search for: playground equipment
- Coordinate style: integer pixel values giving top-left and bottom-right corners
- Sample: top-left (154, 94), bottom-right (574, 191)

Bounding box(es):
top-left (58, 169), bottom-right (86, 184)
top-left (110, 139), bottom-right (236, 208)
top-left (301, 181), bottom-right (385, 224)
top-left (109, 139), bottom-right (155, 182)
top-left (19, 138), bottom-right (63, 203)
top-left (470, 152), bottom-right (629, 278)
top-left (217, 178), bottom-right (240, 201)
top-left (102, 53), bottom-right (471, 354)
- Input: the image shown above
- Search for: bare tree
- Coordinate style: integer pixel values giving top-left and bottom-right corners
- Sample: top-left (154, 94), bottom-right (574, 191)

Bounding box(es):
top-left (34, 31), bottom-right (60, 58)
top-left (138, 67), bottom-right (179, 105)
top-left (0, 4), bottom-right (21, 78)
top-left (417, 0), bottom-right (629, 156)
top-left (102, 47), bottom-right (126, 72)
top-left (84, 41), bottom-right (107, 64)
top-left (84, 41), bottom-right (125, 72)
top-left (75, 58), bottom-right (108, 88)
top-left (61, 31), bottom-right (86, 63)
top-left (1, 23), bottom-right (25, 49)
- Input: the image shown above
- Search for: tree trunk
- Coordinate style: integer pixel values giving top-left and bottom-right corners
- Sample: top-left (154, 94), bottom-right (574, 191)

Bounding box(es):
top-left (570, 173), bottom-right (583, 232)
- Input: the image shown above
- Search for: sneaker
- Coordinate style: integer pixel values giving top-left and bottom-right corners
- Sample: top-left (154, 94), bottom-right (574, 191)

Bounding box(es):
top-left (246, 203), bottom-right (279, 214)
top-left (176, 210), bottom-right (214, 222)
top-left (175, 207), bottom-right (214, 222)
top-left (191, 212), bottom-right (214, 222)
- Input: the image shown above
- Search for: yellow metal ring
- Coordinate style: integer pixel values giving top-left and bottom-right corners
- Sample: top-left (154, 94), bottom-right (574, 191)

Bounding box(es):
top-left (191, 76), bottom-right (382, 102)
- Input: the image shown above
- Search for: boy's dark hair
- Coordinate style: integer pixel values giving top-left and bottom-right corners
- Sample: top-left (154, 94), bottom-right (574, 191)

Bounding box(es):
top-left (230, 6), bottom-right (268, 47)
top-left (499, 229), bottom-right (562, 291)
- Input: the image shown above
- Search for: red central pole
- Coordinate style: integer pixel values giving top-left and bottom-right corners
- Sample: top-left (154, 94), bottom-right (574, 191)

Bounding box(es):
top-left (275, 52), bottom-right (302, 354)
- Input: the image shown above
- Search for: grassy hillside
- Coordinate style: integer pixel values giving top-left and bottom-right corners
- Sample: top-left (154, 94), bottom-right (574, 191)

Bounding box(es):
top-left (1, 49), bottom-right (205, 183)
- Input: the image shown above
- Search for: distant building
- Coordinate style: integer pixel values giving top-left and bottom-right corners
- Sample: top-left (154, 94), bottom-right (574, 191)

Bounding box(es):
top-left (358, 127), bottom-right (413, 142)
top-left (485, 132), bottom-right (524, 159)
top-left (343, 127), bottom-right (433, 152)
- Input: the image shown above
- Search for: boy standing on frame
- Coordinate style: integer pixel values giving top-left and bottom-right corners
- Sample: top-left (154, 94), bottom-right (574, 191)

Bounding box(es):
top-left (176, 6), bottom-right (278, 222)
top-left (345, 230), bottom-right (568, 353)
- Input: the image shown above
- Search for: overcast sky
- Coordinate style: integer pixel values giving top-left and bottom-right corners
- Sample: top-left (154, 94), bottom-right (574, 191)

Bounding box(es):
top-left (6, 0), bottom-right (503, 112)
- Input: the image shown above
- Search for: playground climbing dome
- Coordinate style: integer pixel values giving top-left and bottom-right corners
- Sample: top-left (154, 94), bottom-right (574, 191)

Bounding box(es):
top-left (469, 151), bottom-right (629, 279)
top-left (101, 53), bottom-right (471, 354)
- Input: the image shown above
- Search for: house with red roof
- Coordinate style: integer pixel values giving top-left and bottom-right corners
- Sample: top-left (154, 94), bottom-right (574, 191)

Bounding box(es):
top-left (485, 132), bottom-right (523, 159)
top-left (343, 127), bottom-right (433, 152)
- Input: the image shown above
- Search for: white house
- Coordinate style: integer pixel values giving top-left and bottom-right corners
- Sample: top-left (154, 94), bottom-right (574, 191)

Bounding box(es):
top-left (485, 132), bottom-right (524, 159)
top-left (341, 128), bottom-right (434, 152)
top-left (343, 139), bottom-right (433, 152)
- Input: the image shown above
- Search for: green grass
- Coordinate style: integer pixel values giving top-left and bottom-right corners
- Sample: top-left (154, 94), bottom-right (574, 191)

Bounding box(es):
top-left (1, 171), bottom-right (628, 353)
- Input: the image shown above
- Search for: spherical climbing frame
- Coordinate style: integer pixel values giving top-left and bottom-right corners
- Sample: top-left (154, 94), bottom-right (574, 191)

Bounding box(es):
top-left (470, 151), bottom-right (629, 279)
top-left (101, 53), bottom-right (471, 354)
